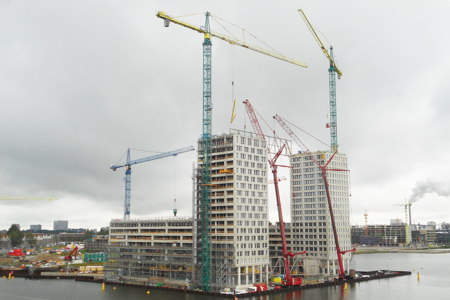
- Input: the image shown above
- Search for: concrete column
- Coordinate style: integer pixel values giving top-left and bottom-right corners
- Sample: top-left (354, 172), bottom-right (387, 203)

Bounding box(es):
top-left (245, 266), bottom-right (248, 284)
top-left (265, 264), bottom-right (268, 285)
top-left (327, 259), bottom-right (330, 275)
top-left (252, 265), bottom-right (255, 284)
top-left (238, 266), bottom-right (241, 286)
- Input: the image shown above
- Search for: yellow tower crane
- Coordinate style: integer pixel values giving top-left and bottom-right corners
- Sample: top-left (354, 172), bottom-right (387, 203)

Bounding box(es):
top-left (157, 11), bottom-right (307, 291)
top-left (156, 12), bottom-right (307, 68)
top-left (298, 7), bottom-right (342, 152)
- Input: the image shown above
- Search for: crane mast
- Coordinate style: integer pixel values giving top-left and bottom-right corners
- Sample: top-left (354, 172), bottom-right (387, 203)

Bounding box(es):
top-left (274, 115), bottom-right (354, 279)
top-left (200, 12), bottom-right (212, 291)
top-left (157, 11), bottom-right (307, 290)
top-left (111, 146), bottom-right (195, 220)
top-left (298, 8), bottom-right (342, 152)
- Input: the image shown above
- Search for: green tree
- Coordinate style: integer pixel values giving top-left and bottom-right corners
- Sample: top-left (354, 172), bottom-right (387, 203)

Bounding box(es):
top-left (25, 232), bottom-right (37, 247)
top-left (7, 224), bottom-right (24, 247)
top-left (83, 230), bottom-right (95, 240)
top-left (98, 227), bottom-right (109, 235)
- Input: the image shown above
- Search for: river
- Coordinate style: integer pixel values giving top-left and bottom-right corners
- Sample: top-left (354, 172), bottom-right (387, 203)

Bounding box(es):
top-left (1, 253), bottom-right (448, 299)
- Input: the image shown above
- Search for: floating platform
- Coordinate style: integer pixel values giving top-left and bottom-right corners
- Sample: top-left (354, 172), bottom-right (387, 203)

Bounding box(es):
top-left (2, 268), bottom-right (411, 298)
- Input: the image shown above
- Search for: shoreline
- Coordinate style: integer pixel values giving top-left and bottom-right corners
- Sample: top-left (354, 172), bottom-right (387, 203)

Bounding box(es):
top-left (355, 246), bottom-right (450, 254)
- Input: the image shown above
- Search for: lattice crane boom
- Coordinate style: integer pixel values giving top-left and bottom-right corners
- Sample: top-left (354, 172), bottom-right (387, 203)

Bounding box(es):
top-left (298, 8), bottom-right (341, 152)
top-left (244, 100), bottom-right (305, 284)
top-left (157, 10), bottom-right (307, 290)
top-left (274, 114), bottom-right (354, 279)
top-left (297, 8), bottom-right (342, 76)
top-left (157, 11), bottom-right (307, 68)
top-left (111, 146), bottom-right (195, 220)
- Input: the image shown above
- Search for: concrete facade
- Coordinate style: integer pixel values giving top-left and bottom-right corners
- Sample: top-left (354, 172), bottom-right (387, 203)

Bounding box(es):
top-left (195, 130), bottom-right (269, 290)
top-left (290, 151), bottom-right (352, 276)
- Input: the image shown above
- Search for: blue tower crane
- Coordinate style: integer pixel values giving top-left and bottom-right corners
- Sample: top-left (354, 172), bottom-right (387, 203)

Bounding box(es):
top-left (298, 8), bottom-right (343, 152)
top-left (110, 146), bottom-right (195, 220)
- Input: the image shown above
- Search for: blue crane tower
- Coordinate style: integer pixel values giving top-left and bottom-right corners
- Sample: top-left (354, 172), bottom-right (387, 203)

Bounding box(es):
top-left (299, 8), bottom-right (343, 152)
top-left (110, 146), bottom-right (195, 220)
top-left (156, 10), bottom-right (306, 291)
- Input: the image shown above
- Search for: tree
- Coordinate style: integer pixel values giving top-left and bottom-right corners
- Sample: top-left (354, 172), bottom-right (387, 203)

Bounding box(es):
top-left (25, 232), bottom-right (37, 247)
top-left (98, 227), bottom-right (109, 235)
top-left (7, 224), bottom-right (24, 248)
top-left (83, 230), bottom-right (95, 240)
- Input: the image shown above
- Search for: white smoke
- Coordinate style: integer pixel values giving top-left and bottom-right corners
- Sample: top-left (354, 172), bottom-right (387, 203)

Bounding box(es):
top-left (409, 179), bottom-right (450, 203)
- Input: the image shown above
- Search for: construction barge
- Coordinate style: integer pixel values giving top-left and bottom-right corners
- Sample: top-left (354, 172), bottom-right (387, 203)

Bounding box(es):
top-left (1, 267), bottom-right (411, 298)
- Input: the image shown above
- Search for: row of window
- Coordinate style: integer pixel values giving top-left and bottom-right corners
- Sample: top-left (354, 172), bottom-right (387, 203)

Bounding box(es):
top-left (236, 190), bottom-right (267, 197)
top-left (236, 175), bottom-right (266, 183)
top-left (239, 136), bottom-right (265, 148)
top-left (236, 198), bottom-right (267, 204)
top-left (236, 220), bottom-right (267, 227)
top-left (236, 227), bottom-right (267, 234)
top-left (236, 235), bottom-right (267, 241)
top-left (239, 183), bottom-right (265, 190)
top-left (239, 213), bottom-right (267, 219)
top-left (237, 250), bottom-right (267, 257)
top-left (237, 205), bottom-right (267, 212)
top-left (239, 164), bottom-right (266, 173)
top-left (237, 242), bottom-right (268, 249)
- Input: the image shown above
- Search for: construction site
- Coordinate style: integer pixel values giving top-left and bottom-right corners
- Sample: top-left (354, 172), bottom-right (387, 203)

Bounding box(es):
top-left (104, 8), bottom-right (355, 293)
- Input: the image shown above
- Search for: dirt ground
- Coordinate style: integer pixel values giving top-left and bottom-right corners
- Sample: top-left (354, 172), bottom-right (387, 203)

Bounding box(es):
top-left (0, 252), bottom-right (66, 265)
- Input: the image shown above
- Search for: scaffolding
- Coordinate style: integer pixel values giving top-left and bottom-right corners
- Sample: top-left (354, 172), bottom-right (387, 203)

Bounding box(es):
top-left (105, 217), bottom-right (195, 286)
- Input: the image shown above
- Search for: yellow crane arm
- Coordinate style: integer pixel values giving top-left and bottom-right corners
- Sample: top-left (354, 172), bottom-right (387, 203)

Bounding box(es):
top-left (209, 30), bottom-right (307, 68)
top-left (157, 11), bottom-right (208, 35)
top-left (156, 11), bottom-right (307, 68)
top-left (297, 8), bottom-right (342, 76)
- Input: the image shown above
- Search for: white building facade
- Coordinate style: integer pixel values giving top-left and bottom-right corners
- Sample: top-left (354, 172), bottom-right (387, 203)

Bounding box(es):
top-left (195, 129), bottom-right (270, 290)
top-left (290, 150), bottom-right (352, 276)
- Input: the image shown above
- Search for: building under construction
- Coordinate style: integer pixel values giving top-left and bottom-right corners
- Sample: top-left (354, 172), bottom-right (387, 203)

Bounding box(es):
top-left (289, 150), bottom-right (353, 276)
top-left (106, 129), bottom-right (272, 291)
top-left (104, 131), bottom-right (356, 290)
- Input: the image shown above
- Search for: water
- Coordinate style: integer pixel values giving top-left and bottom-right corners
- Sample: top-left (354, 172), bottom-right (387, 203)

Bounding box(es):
top-left (1, 253), bottom-right (448, 299)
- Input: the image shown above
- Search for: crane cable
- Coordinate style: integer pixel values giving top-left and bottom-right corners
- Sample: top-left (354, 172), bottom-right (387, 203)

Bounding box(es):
top-left (230, 45), bottom-right (236, 123)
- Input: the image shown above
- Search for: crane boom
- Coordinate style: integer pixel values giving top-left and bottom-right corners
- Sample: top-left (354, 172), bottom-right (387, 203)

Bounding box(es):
top-left (157, 11), bottom-right (307, 68)
top-left (298, 7), bottom-right (341, 152)
top-left (244, 100), bottom-right (305, 285)
top-left (111, 146), bottom-right (195, 220)
top-left (110, 146), bottom-right (195, 170)
top-left (297, 8), bottom-right (342, 76)
top-left (274, 115), bottom-right (354, 279)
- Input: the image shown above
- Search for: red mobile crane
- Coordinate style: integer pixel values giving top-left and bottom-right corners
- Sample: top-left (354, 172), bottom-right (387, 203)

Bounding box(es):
top-left (274, 115), bottom-right (355, 280)
top-left (64, 246), bottom-right (78, 261)
top-left (243, 100), bottom-right (306, 286)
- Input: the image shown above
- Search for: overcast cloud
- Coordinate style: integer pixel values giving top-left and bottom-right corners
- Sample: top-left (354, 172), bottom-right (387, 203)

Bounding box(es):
top-left (1, 0), bottom-right (449, 231)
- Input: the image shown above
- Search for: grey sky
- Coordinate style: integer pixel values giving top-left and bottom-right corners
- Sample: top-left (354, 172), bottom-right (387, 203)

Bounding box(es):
top-left (1, 0), bottom-right (449, 230)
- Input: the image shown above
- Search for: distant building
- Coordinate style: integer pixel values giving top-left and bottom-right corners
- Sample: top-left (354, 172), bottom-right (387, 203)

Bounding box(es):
top-left (30, 225), bottom-right (42, 232)
top-left (351, 224), bottom-right (408, 246)
top-left (53, 220), bottom-right (68, 231)
top-left (390, 219), bottom-right (405, 225)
